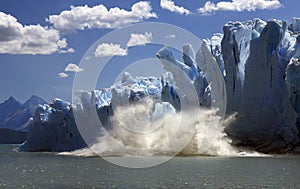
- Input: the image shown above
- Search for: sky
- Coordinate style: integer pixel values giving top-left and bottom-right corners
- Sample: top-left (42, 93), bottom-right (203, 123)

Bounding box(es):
top-left (0, 0), bottom-right (299, 103)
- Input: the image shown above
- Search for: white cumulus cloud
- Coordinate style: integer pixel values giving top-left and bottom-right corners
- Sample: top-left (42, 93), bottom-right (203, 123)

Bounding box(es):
top-left (95, 43), bottom-right (128, 57)
top-left (59, 72), bottom-right (69, 78)
top-left (0, 12), bottom-right (70, 55)
top-left (65, 63), bottom-right (83, 72)
top-left (127, 32), bottom-right (152, 47)
top-left (47, 1), bottom-right (157, 33)
top-left (160, 0), bottom-right (191, 15)
top-left (198, 0), bottom-right (282, 15)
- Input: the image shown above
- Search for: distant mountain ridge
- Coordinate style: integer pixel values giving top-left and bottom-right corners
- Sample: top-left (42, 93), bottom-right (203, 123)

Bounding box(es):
top-left (0, 96), bottom-right (23, 124)
top-left (0, 95), bottom-right (47, 131)
top-left (23, 95), bottom-right (47, 115)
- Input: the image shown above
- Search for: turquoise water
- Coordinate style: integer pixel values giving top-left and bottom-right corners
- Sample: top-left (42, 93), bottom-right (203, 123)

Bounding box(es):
top-left (0, 145), bottom-right (299, 189)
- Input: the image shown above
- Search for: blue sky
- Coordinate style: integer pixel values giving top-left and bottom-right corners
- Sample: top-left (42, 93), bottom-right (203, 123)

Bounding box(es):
top-left (0, 0), bottom-right (298, 102)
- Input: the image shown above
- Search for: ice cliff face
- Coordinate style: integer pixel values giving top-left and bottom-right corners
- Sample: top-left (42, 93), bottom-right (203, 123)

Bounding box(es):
top-left (286, 58), bottom-right (300, 138)
top-left (222, 19), bottom-right (300, 153)
top-left (19, 99), bottom-right (86, 151)
top-left (156, 44), bottom-right (212, 107)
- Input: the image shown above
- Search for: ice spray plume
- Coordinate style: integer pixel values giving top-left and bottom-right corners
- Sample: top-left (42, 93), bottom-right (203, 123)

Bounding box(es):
top-left (61, 97), bottom-right (237, 157)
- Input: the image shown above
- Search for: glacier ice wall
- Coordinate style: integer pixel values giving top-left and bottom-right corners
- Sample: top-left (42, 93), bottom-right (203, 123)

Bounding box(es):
top-left (286, 58), bottom-right (300, 136)
top-left (20, 41), bottom-right (223, 154)
top-left (20, 18), bottom-right (300, 154)
top-left (19, 99), bottom-right (86, 152)
top-left (156, 45), bottom-right (212, 107)
top-left (223, 19), bottom-right (300, 153)
top-left (19, 67), bottom-right (195, 152)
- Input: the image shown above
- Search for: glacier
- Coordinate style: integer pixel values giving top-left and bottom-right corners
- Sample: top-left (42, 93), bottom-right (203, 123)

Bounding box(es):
top-left (20, 42), bottom-right (219, 154)
top-left (19, 98), bottom-right (86, 151)
top-left (222, 19), bottom-right (300, 153)
top-left (19, 72), bottom-right (182, 152)
top-left (20, 18), bottom-right (300, 154)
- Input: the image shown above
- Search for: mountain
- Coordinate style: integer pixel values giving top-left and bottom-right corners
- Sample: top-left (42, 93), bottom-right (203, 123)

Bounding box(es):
top-left (23, 95), bottom-right (47, 114)
top-left (1, 108), bottom-right (31, 131)
top-left (0, 95), bottom-right (46, 131)
top-left (0, 95), bottom-right (46, 144)
top-left (0, 96), bottom-right (24, 124)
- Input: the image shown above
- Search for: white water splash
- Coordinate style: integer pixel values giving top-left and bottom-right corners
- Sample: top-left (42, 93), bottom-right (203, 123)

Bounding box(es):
top-left (60, 98), bottom-right (241, 157)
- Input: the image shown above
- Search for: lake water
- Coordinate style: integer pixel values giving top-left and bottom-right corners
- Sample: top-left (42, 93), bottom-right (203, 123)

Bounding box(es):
top-left (0, 145), bottom-right (299, 189)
